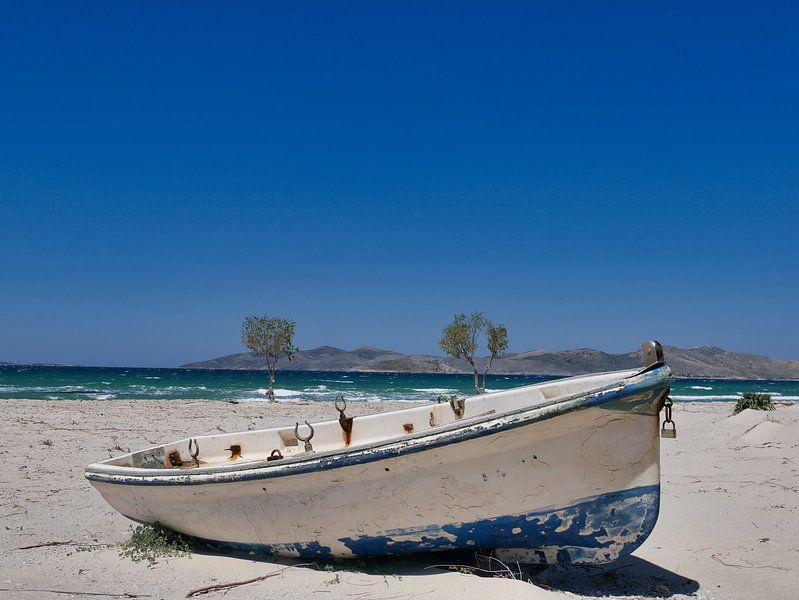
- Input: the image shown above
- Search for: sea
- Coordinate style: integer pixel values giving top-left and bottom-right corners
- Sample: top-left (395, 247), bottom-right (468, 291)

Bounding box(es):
top-left (1, 365), bottom-right (798, 404)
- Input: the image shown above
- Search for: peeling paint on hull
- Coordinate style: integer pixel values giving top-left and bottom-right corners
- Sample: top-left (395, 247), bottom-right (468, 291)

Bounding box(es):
top-left (203, 484), bottom-right (659, 563)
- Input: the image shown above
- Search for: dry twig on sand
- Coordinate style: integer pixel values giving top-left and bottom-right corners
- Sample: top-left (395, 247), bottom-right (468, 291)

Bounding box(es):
top-left (710, 554), bottom-right (788, 571)
top-left (184, 564), bottom-right (314, 597)
top-left (14, 540), bottom-right (112, 550)
top-left (426, 552), bottom-right (522, 580)
top-left (0, 588), bottom-right (149, 598)
top-left (14, 540), bottom-right (77, 550)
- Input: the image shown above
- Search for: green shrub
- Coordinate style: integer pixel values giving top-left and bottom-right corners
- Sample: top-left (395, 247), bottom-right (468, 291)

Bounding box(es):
top-left (732, 392), bottom-right (775, 415)
top-left (119, 522), bottom-right (194, 563)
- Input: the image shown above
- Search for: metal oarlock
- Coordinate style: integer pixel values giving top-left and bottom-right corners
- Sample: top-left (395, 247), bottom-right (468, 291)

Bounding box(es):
top-left (450, 397), bottom-right (465, 419)
top-left (295, 421), bottom-right (315, 452)
top-left (188, 438), bottom-right (200, 465)
top-left (336, 396), bottom-right (354, 437)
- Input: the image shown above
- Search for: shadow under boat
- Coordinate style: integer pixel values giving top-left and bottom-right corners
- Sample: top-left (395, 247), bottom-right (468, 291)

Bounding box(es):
top-left (189, 542), bottom-right (699, 598)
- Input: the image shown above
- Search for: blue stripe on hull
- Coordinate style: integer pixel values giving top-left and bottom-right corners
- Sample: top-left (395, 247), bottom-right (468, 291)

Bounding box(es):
top-left (201, 484), bottom-right (660, 563)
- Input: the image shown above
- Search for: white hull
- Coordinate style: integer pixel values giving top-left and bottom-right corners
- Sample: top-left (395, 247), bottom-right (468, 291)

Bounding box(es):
top-left (87, 363), bottom-right (671, 563)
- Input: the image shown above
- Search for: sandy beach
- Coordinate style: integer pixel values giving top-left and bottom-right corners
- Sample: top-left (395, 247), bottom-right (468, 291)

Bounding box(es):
top-left (1, 398), bottom-right (797, 600)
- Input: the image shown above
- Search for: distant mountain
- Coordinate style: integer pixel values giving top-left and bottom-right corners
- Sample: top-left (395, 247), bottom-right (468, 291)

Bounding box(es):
top-left (180, 345), bottom-right (799, 380)
top-left (0, 361), bottom-right (67, 367)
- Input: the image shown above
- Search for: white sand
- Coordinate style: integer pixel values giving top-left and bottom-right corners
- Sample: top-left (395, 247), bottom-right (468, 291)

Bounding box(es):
top-left (1, 399), bottom-right (797, 599)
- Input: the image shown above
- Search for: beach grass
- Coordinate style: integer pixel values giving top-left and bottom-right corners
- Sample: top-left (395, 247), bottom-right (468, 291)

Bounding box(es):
top-left (119, 522), bottom-right (195, 563)
top-left (732, 392), bottom-right (775, 415)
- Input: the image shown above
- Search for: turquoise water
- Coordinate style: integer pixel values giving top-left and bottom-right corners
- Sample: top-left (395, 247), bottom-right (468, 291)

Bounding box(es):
top-left (1, 365), bottom-right (797, 403)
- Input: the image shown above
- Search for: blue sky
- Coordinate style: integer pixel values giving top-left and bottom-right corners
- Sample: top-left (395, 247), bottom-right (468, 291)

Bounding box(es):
top-left (1, 1), bottom-right (797, 366)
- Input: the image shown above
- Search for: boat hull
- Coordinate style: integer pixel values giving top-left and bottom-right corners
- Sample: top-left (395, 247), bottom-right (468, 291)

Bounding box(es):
top-left (87, 366), bottom-right (669, 562)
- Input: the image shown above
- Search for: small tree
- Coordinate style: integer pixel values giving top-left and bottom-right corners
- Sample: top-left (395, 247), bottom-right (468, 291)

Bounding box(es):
top-left (439, 312), bottom-right (487, 394)
top-left (241, 315), bottom-right (298, 402)
top-left (482, 321), bottom-right (508, 392)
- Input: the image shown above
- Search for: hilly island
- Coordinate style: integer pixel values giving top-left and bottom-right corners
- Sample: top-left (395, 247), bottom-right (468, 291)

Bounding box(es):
top-left (181, 345), bottom-right (799, 380)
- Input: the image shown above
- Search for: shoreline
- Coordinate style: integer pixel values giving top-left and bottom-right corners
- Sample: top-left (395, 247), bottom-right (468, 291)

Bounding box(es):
top-left (1, 399), bottom-right (797, 599)
top-left (4, 367), bottom-right (799, 406)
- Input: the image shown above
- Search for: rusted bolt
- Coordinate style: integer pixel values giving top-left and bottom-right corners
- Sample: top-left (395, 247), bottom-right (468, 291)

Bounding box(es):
top-left (167, 451), bottom-right (183, 467)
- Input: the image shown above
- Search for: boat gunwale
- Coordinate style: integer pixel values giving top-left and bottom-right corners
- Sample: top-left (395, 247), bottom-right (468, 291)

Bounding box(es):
top-left (85, 365), bottom-right (671, 486)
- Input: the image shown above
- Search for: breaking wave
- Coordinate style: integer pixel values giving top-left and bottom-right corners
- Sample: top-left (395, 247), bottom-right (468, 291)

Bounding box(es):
top-left (671, 394), bottom-right (798, 402)
top-left (671, 394), bottom-right (742, 401)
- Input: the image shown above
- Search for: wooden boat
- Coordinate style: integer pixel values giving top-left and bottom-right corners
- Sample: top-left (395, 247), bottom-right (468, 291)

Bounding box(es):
top-left (86, 341), bottom-right (672, 564)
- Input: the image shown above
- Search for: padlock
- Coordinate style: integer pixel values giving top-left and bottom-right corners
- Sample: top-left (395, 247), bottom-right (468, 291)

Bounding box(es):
top-left (661, 420), bottom-right (677, 439)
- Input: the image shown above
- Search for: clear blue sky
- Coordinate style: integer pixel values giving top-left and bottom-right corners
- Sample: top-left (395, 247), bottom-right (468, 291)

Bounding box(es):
top-left (1, 1), bottom-right (797, 366)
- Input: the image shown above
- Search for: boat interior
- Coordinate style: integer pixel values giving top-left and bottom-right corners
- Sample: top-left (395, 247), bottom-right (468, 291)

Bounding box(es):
top-left (97, 368), bottom-right (641, 472)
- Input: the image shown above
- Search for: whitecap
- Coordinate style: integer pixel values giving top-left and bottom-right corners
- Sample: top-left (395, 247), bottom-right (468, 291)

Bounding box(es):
top-left (271, 389), bottom-right (304, 398)
top-left (671, 394), bottom-right (742, 401)
top-left (155, 386), bottom-right (194, 394)
top-left (673, 394), bottom-right (799, 403)
top-left (689, 385), bottom-right (713, 390)
top-left (411, 388), bottom-right (457, 394)
top-left (364, 394), bottom-right (412, 402)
